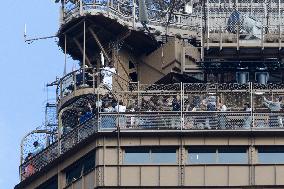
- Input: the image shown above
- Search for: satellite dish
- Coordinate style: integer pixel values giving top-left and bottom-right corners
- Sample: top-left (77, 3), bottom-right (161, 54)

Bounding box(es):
top-left (227, 10), bottom-right (262, 39)
top-left (138, 0), bottom-right (148, 24)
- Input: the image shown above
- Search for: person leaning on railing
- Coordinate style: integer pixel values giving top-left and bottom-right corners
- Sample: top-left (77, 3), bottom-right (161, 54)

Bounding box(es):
top-left (23, 153), bottom-right (35, 179)
top-left (243, 102), bottom-right (252, 128)
top-left (263, 96), bottom-right (283, 127)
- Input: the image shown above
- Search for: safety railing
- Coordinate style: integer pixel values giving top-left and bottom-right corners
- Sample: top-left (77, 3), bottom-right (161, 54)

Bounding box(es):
top-left (98, 112), bottom-right (284, 130)
top-left (61, 0), bottom-right (284, 39)
top-left (61, 0), bottom-right (196, 30)
top-left (20, 110), bottom-right (284, 181)
top-left (20, 117), bottom-right (97, 181)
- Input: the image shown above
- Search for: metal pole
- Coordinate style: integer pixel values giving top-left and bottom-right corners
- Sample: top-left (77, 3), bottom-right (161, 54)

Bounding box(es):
top-left (80, 0), bottom-right (83, 16)
top-left (132, 0), bottom-right (136, 29)
top-left (83, 20), bottom-right (86, 85)
top-left (279, 0), bottom-right (282, 49)
top-left (250, 82), bottom-right (254, 128)
top-left (180, 82), bottom-right (183, 130)
top-left (64, 34), bottom-right (67, 76)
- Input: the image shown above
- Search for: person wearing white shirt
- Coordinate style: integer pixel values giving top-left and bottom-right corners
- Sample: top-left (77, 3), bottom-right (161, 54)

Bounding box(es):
top-left (101, 66), bottom-right (116, 90)
top-left (115, 101), bottom-right (126, 112)
top-left (115, 101), bottom-right (127, 127)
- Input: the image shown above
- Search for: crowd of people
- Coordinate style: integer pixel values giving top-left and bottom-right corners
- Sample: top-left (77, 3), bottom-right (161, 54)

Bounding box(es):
top-left (22, 93), bottom-right (284, 179)
top-left (22, 141), bottom-right (44, 178)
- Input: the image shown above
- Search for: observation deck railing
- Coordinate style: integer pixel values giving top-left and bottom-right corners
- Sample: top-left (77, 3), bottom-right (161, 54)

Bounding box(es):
top-left (22, 67), bottom-right (284, 181)
top-left (20, 110), bottom-right (284, 181)
top-left (61, 0), bottom-right (284, 40)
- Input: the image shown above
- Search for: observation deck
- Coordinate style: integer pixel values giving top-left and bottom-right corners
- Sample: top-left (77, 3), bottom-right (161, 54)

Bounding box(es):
top-left (57, 0), bottom-right (284, 63)
top-left (19, 67), bottom-right (284, 182)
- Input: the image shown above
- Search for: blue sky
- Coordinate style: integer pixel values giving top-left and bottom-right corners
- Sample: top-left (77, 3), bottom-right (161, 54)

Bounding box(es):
top-left (0, 1), bottom-right (73, 188)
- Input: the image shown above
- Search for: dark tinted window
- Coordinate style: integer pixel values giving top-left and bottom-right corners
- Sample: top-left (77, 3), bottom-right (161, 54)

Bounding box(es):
top-left (124, 148), bottom-right (149, 164)
top-left (36, 176), bottom-right (58, 189)
top-left (258, 147), bottom-right (284, 163)
top-left (218, 147), bottom-right (247, 163)
top-left (188, 147), bottom-right (216, 164)
top-left (124, 147), bottom-right (177, 164)
top-left (65, 151), bottom-right (95, 185)
top-left (151, 148), bottom-right (177, 163)
top-left (188, 147), bottom-right (248, 164)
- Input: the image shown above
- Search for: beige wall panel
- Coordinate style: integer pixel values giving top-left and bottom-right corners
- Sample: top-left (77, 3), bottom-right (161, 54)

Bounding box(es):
top-left (255, 166), bottom-right (275, 185)
top-left (84, 171), bottom-right (95, 189)
top-left (121, 166), bottom-right (140, 186)
top-left (228, 166), bottom-right (249, 186)
top-left (97, 148), bottom-right (104, 165)
top-left (138, 63), bottom-right (164, 84)
top-left (140, 137), bottom-right (159, 145)
top-left (275, 137), bottom-right (284, 145)
top-left (65, 186), bottom-right (72, 189)
top-left (104, 167), bottom-right (118, 186)
top-left (143, 39), bottom-right (176, 71)
top-left (276, 165), bottom-right (284, 185)
top-left (160, 166), bottom-right (179, 186)
top-left (228, 137), bottom-right (249, 145)
top-left (104, 137), bottom-right (117, 146)
top-left (105, 148), bottom-right (118, 165)
top-left (73, 180), bottom-right (82, 189)
top-left (205, 166), bottom-right (227, 186)
top-left (184, 166), bottom-right (204, 186)
top-left (159, 137), bottom-right (179, 145)
top-left (121, 137), bottom-right (140, 146)
top-left (254, 137), bottom-right (275, 145)
top-left (204, 137), bottom-right (229, 145)
top-left (141, 167), bottom-right (159, 186)
top-left (184, 137), bottom-right (205, 145)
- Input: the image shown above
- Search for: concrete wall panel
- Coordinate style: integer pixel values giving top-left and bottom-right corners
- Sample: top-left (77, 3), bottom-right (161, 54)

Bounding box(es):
top-left (141, 137), bottom-right (159, 145)
top-left (105, 148), bottom-right (118, 164)
top-left (160, 166), bottom-right (179, 186)
top-left (85, 171), bottom-right (95, 189)
top-left (184, 166), bottom-right (204, 186)
top-left (255, 166), bottom-right (275, 185)
top-left (276, 165), bottom-right (284, 185)
top-left (205, 166), bottom-right (227, 186)
top-left (104, 167), bottom-right (118, 186)
top-left (121, 166), bottom-right (140, 186)
top-left (228, 166), bottom-right (249, 186)
top-left (160, 137), bottom-right (179, 145)
top-left (141, 167), bottom-right (159, 186)
top-left (121, 137), bottom-right (141, 146)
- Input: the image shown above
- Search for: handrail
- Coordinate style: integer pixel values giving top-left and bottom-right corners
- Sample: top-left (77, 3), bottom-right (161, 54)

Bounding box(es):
top-left (19, 110), bottom-right (284, 181)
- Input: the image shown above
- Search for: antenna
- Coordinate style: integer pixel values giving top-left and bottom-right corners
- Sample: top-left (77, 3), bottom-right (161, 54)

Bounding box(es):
top-left (24, 24), bottom-right (57, 43)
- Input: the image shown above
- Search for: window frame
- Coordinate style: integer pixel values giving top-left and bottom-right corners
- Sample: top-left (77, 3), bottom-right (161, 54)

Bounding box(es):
top-left (65, 151), bottom-right (96, 186)
top-left (123, 147), bottom-right (177, 164)
top-left (257, 146), bottom-right (284, 164)
top-left (188, 146), bottom-right (248, 164)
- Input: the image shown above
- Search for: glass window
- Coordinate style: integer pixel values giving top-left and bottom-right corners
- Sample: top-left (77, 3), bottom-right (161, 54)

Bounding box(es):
top-left (37, 176), bottom-right (58, 189)
top-left (65, 151), bottom-right (95, 185)
top-left (258, 147), bottom-right (284, 164)
top-left (188, 147), bottom-right (248, 164)
top-left (218, 147), bottom-right (247, 163)
top-left (124, 148), bottom-right (149, 164)
top-left (151, 148), bottom-right (176, 163)
top-left (188, 147), bottom-right (216, 164)
top-left (124, 147), bottom-right (177, 164)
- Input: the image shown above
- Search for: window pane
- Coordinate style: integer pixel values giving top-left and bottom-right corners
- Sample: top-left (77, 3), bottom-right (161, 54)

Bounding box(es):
top-left (83, 154), bottom-right (96, 174)
top-left (37, 177), bottom-right (58, 189)
top-left (188, 148), bottom-right (216, 164)
top-left (218, 147), bottom-right (247, 163)
top-left (66, 164), bottom-right (82, 185)
top-left (124, 148), bottom-right (149, 163)
top-left (258, 147), bottom-right (284, 163)
top-left (151, 148), bottom-right (177, 163)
